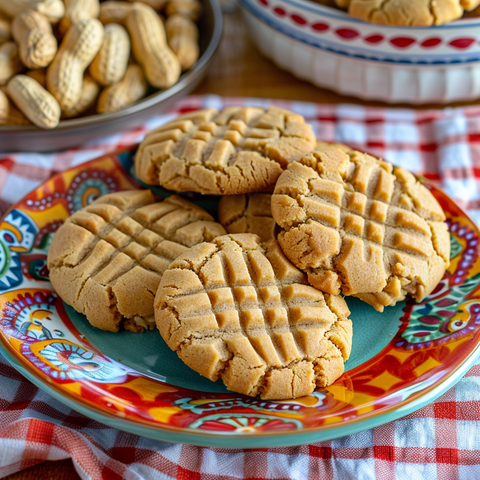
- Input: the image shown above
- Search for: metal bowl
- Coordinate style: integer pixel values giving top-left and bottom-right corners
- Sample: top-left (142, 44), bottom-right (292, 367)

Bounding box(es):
top-left (0, 0), bottom-right (223, 153)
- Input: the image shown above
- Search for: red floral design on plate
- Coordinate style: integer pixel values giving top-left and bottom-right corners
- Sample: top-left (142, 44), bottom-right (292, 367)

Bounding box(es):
top-left (421, 37), bottom-right (442, 48)
top-left (449, 38), bottom-right (476, 49)
top-left (291, 13), bottom-right (307, 25)
top-left (312, 22), bottom-right (329, 32)
top-left (364, 34), bottom-right (384, 44)
top-left (390, 37), bottom-right (416, 48)
top-left (273, 6), bottom-right (286, 16)
top-left (336, 28), bottom-right (359, 39)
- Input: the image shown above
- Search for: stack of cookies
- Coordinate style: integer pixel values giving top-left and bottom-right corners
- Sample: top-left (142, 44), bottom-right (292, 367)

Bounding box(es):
top-left (47, 106), bottom-right (450, 400)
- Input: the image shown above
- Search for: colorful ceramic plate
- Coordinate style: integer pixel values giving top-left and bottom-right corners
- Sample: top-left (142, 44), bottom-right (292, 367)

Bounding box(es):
top-left (0, 147), bottom-right (479, 448)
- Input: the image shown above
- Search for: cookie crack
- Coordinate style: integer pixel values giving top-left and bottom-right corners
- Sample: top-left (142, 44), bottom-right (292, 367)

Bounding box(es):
top-left (72, 271), bottom-right (91, 305)
top-left (106, 286), bottom-right (124, 324)
top-left (48, 234), bottom-right (97, 269)
top-left (326, 328), bottom-right (350, 361)
top-left (183, 162), bottom-right (227, 193)
top-left (393, 169), bottom-right (445, 222)
top-left (370, 0), bottom-right (394, 23)
top-left (189, 245), bottom-right (220, 275)
top-left (223, 209), bottom-right (245, 229)
top-left (245, 159), bottom-right (258, 187)
top-left (428, 221), bottom-right (450, 265)
top-left (428, 0), bottom-right (438, 25)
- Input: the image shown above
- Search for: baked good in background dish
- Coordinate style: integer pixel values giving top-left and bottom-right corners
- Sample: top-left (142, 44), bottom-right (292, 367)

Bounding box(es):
top-left (47, 190), bottom-right (226, 332)
top-left (134, 106), bottom-right (316, 195)
top-left (334, 0), bottom-right (480, 26)
top-left (271, 145), bottom-right (451, 311)
top-left (154, 233), bottom-right (352, 399)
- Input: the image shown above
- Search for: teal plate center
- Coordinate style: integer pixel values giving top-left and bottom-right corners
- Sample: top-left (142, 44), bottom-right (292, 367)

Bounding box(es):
top-left (66, 298), bottom-right (404, 393)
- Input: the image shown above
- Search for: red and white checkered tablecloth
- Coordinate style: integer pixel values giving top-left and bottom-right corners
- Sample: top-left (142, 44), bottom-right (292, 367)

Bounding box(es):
top-left (1, 95), bottom-right (480, 480)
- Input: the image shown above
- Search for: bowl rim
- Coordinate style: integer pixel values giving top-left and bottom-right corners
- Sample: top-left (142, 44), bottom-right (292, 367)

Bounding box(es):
top-left (239, 0), bottom-right (480, 65)
top-left (0, 0), bottom-right (223, 133)
top-left (248, 0), bottom-right (480, 29)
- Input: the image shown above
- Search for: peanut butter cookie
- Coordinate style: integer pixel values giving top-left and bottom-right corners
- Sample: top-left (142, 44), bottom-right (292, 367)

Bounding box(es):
top-left (155, 233), bottom-right (352, 400)
top-left (218, 193), bottom-right (276, 242)
top-left (47, 190), bottom-right (226, 332)
top-left (216, 142), bottom-right (352, 242)
top-left (338, 0), bottom-right (479, 26)
top-left (135, 106), bottom-right (316, 195)
top-left (271, 146), bottom-right (450, 311)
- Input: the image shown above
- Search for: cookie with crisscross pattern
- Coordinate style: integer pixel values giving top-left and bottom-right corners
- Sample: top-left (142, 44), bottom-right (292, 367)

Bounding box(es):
top-left (271, 146), bottom-right (450, 311)
top-left (155, 233), bottom-right (352, 399)
top-left (218, 193), bottom-right (276, 242)
top-left (216, 143), bottom-right (353, 242)
top-left (135, 106), bottom-right (316, 195)
top-left (47, 190), bottom-right (226, 332)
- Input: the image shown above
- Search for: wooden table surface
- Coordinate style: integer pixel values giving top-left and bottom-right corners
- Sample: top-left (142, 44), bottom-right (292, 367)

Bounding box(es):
top-left (4, 5), bottom-right (479, 480)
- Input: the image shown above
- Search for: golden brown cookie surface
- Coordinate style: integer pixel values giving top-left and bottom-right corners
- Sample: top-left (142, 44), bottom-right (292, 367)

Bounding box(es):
top-left (47, 190), bottom-right (226, 332)
top-left (218, 193), bottom-right (276, 242)
top-left (271, 146), bottom-right (450, 311)
top-left (155, 233), bottom-right (352, 400)
top-left (463, 0), bottom-right (480, 10)
top-left (135, 106), bottom-right (315, 195)
top-left (339, 0), bottom-right (472, 26)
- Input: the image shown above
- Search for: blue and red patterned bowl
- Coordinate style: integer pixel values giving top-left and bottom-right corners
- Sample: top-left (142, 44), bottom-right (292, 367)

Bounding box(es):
top-left (239, 0), bottom-right (480, 104)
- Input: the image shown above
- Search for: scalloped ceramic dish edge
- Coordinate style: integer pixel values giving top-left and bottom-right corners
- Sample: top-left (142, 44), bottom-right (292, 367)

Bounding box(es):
top-left (239, 0), bottom-right (480, 104)
top-left (1, 332), bottom-right (479, 448)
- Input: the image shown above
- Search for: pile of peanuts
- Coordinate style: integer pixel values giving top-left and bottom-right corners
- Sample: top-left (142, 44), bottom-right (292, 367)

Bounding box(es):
top-left (0, 0), bottom-right (202, 129)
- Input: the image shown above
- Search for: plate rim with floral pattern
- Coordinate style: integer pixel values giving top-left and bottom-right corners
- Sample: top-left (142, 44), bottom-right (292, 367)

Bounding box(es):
top-left (0, 146), bottom-right (479, 448)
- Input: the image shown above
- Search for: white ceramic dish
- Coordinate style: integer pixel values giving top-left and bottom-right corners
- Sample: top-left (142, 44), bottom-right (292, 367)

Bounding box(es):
top-left (239, 0), bottom-right (480, 103)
